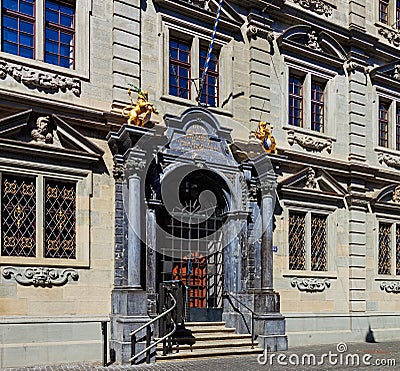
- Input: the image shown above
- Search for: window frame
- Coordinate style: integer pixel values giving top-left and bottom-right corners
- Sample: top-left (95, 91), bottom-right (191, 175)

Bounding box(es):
top-left (0, 0), bottom-right (89, 77)
top-left (375, 94), bottom-right (400, 151)
top-left (0, 168), bottom-right (90, 268)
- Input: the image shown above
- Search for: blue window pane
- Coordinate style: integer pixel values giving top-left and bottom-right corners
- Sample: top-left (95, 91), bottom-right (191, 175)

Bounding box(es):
top-left (180, 51), bottom-right (189, 63)
top-left (46, 1), bottom-right (59, 11)
top-left (60, 44), bottom-right (72, 56)
top-left (60, 57), bottom-right (70, 68)
top-left (3, 16), bottom-right (18, 30)
top-left (20, 33), bottom-right (34, 47)
top-left (60, 32), bottom-right (72, 44)
top-left (3, 29), bottom-right (18, 43)
top-left (20, 2), bottom-right (34, 16)
top-left (46, 9), bottom-right (58, 23)
top-left (179, 67), bottom-right (188, 78)
top-left (169, 85), bottom-right (177, 96)
top-left (45, 53), bottom-right (58, 65)
top-left (20, 21), bottom-right (34, 34)
top-left (19, 46), bottom-right (33, 58)
top-left (170, 40), bottom-right (178, 49)
top-left (180, 43), bottom-right (189, 52)
top-left (45, 40), bottom-right (58, 54)
top-left (60, 14), bottom-right (73, 27)
top-left (3, 0), bottom-right (18, 11)
top-left (60, 4), bottom-right (74, 15)
top-left (3, 41), bottom-right (18, 55)
top-left (46, 28), bottom-right (58, 41)
top-left (170, 48), bottom-right (178, 60)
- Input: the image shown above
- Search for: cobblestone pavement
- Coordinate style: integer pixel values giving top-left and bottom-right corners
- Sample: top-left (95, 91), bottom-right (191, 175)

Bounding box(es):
top-left (2, 341), bottom-right (399, 371)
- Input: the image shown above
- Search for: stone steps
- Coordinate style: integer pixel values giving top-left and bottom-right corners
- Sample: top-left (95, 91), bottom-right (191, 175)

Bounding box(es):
top-left (156, 321), bottom-right (262, 362)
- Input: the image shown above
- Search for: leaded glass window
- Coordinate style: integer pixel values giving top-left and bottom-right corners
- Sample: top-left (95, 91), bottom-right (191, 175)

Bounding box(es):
top-left (289, 211), bottom-right (306, 270)
top-left (378, 222), bottom-right (391, 275)
top-left (1, 174), bottom-right (36, 257)
top-left (44, 179), bottom-right (76, 259)
top-left (311, 214), bottom-right (327, 271)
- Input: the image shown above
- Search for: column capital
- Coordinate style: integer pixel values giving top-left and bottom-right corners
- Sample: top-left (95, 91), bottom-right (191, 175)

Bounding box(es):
top-left (125, 158), bottom-right (147, 178)
top-left (259, 178), bottom-right (278, 196)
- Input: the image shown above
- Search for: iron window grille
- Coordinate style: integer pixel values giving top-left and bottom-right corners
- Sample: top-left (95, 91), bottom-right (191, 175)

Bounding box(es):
top-left (44, 179), bottom-right (76, 259)
top-left (199, 47), bottom-right (219, 107)
top-left (311, 81), bottom-right (325, 133)
top-left (378, 222), bottom-right (392, 275)
top-left (289, 210), bottom-right (328, 271)
top-left (169, 37), bottom-right (191, 99)
top-left (1, 174), bottom-right (36, 257)
top-left (288, 75), bottom-right (304, 127)
top-left (2, 0), bottom-right (35, 59)
top-left (45, 0), bottom-right (75, 68)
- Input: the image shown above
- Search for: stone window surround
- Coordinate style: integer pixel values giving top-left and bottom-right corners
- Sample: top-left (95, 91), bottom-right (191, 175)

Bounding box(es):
top-left (281, 200), bottom-right (337, 277)
top-left (159, 16), bottom-right (233, 115)
top-left (283, 60), bottom-right (337, 140)
top-left (375, 89), bottom-right (400, 152)
top-left (0, 165), bottom-right (91, 268)
top-left (375, 216), bottom-right (400, 278)
top-left (375, 0), bottom-right (400, 29)
top-left (0, 0), bottom-right (90, 79)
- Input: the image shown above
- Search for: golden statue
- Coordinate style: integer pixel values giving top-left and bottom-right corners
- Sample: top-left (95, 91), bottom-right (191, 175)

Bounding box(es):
top-left (122, 87), bottom-right (158, 126)
top-left (254, 121), bottom-right (277, 154)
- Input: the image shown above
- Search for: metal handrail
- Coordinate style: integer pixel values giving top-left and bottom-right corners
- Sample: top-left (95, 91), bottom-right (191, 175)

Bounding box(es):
top-left (129, 293), bottom-right (177, 364)
top-left (223, 291), bottom-right (259, 349)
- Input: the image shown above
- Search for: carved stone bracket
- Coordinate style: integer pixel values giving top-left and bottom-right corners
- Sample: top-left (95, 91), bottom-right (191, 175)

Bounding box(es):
top-left (378, 152), bottom-right (400, 169)
top-left (287, 130), bottom-right (332, 153)
top-left (292, 0), bottom-right (333, 17)
top-left (246, 25), bottom-right (274, 41)
top-left (380, 281), bottom-right (400, 293)
top-left (344, 60), bottom-right (370, 75)
top-left (0, 59), bottom-right (81, 96)
top-left (379, 27), bottom-right (400, 47)
top-left (291, 277), bottom-right (331, 292)
top-left (113, 162), bottom-right (125, 182)
top-left (2, 266), bottom-right (79, 287)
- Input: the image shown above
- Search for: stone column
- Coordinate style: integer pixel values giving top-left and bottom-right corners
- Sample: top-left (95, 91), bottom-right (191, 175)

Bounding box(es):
top-left (260, 179), bottom-right (276, 291)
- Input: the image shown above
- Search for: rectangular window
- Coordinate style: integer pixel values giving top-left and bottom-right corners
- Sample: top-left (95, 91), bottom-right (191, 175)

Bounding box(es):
top-left (169, 37), bottom-right (191, 99)
top-left (396, 225), bottom-right (400, 275)
top-left (380, 0), bottom-right (389, 24)
top-left (1, 174), bottom-right (36, 257)
top-left (2, 0), bottom-right (35, 59)
top-left (45, 0), bottom-right (75, 68)
top-left (288, 75), bottom-right (303, 127)
top-left (311, 214), bottom-right (327, 271)
top-left (44, 179), bottom-right (76, 259)
top-left (288, 211), bottom-right (306, 270)
top-left (378, 222), bottom-right (392, 275)
top-left (311, 81), bottom-right (325, 133)
top-left (379, 101), bottom-right (389, 147)
top-left (199, 47), bottom-right (219, 107)
top-left (396, 106), bottom-right (400, 150)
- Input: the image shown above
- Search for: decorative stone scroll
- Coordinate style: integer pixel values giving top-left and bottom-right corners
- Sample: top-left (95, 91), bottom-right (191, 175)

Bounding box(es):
top-left (287, 130), bottom-right (332, 153)
top-left (378, 152), bottom-right (400, 170)
top-left (292, 0), bottom-right (333, 17)
top-left (246, 25), bottom-right (274, 41)
top-left (291, 277), bottom-right (331, 292)
top-left (2, 266), bottom-right (79, 287)
top-left (378, 28), bottom-right (400, 47)
top-left (0, 59), bottom-right (81, 96)
top-left (380, 281), bottom-right (400, 293)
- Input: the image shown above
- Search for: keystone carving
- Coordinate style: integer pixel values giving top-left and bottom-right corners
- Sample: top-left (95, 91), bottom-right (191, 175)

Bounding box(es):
top-left (380, 281), bottom-right (400, 293)
top-left (305, 168), bottom-right (319, 190)
top-left (2, 266), bottom-right (79, 287)
top-left (291, 277), bottom-right (331, 292)
top-left (31, 116), bottom-right (53, 144)
top-left (0, 59), bottom-right (81, 96)
top-left (392, 185), bottom-right (400, 203)
top-left (378, 152), bottom-right (400, 170)
top-left (306, 30), bottom-right (321, 51)
top-left (379, 27), bottom-right (400, 47)
top-left (287, 130), bottom-right (332, 153)
top-left (292, 0), bottom-right (333, 17)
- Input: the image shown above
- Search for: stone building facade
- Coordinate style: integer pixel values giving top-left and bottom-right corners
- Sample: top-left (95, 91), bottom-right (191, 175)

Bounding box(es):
top-left (1, 0), bottom-right (400, 368)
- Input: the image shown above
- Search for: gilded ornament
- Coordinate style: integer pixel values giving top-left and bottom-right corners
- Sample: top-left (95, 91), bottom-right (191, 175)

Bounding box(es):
top-left (254, 121), bottom-right (278, 154)
top-left (122, 86), bottom-right (158, 126)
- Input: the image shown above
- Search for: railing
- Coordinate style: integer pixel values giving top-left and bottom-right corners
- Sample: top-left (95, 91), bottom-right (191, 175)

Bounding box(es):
top-left (223, 291), bottom-right (258, 349)
top-left (129, 292), bottom-right (177, 365)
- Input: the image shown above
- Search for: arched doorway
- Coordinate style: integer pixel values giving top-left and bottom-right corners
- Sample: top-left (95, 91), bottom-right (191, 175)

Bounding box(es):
top-left (156, 168), bottom-right (230, 321)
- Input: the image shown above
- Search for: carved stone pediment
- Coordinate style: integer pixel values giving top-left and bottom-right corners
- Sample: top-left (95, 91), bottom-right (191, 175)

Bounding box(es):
top-left (279, 167), bottom-right (347, 204)
top-left (153, 0), bottom-right (244, 32)
top-left (371, 184), bottom-right (400, 213)
top-left (0, 110), bottom-right (103, 165)
top-left (370, 60), bottom-right (400, 88)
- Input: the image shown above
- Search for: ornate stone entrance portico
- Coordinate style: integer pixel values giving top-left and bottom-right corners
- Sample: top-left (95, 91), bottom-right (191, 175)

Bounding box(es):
top-left (107, 107), bottom-right (287, 363)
